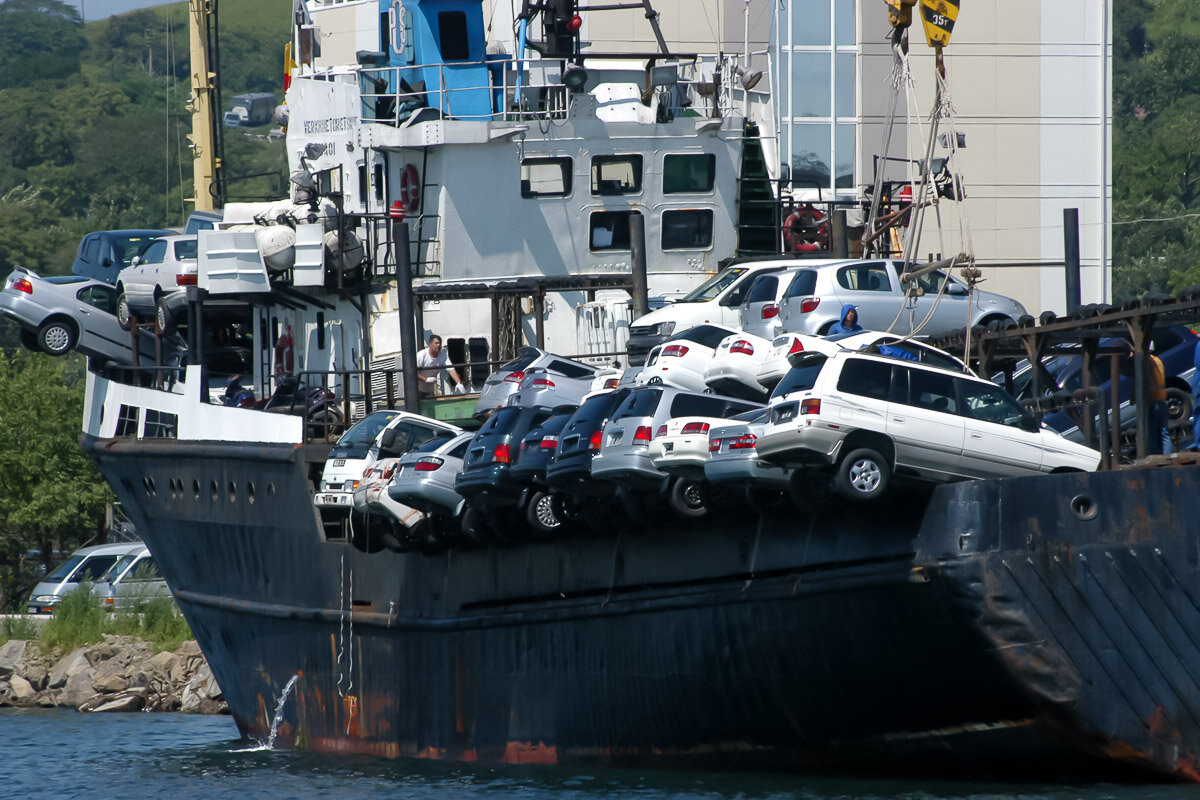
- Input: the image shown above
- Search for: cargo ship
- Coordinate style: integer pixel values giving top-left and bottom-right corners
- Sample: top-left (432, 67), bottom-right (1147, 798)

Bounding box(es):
top-left (71, 0), bottom-right (1200, 783)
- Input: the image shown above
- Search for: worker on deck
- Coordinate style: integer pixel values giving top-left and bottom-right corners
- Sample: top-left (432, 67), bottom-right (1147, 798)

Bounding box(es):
top-left (418, 334), bottom-right (466, 397)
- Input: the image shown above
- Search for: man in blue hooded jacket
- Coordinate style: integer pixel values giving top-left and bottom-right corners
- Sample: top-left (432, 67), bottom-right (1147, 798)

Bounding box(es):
top-left (827, 304), bottom-right (863, 335)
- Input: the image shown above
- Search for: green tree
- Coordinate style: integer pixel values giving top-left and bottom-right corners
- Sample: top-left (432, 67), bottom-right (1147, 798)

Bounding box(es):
top-left (0, 0), bottom-right (86, 89)
top-left (0, 351), bottom-right (112, 611)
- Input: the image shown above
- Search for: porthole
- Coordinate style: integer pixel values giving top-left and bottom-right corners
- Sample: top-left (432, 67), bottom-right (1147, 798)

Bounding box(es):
top-left (142, 476), bottom-right (156, 497)
top-left (267, 483), bottom-right (276, 497)
top-left (228, 481), bottom-right (237, 503)
top-left (210, 480), bottom-right (219, 502)
top-left (1070, 494), bottom-right (1097, 521)
top-left (193, 479), bottom-right (201, 501)
top-left (247, 482), bottom-right (256, 504)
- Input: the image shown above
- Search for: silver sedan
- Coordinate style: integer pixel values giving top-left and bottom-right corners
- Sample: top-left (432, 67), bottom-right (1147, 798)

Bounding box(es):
top-left (0, 267), bottom-right (161, 364)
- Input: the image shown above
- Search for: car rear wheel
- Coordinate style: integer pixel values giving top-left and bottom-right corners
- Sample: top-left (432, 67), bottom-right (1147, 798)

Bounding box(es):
top-left (525, 490), bottom-right (566, 536)
top-left (788, 468), bottom-right (836, 511)
top-left (835, 447), bottom-right (890, 502)
top-left (38, 319), bottom-right (77, 356)
top-left (667, 477), bottom-right (709, 519)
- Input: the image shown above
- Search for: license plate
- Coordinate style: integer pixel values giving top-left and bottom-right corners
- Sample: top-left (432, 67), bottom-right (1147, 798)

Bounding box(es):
top-left (315, 492), bottom-right (351, 506)
top-left (774, 404), bottom-right (796, 423)
top-left (334, 459), bottom-right (346, 467)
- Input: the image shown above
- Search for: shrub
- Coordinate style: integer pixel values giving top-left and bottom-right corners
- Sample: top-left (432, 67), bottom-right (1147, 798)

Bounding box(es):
top-left (39, 582), bottom-right (107, 654)
top-left (0, 614), bottom-right (38, 645)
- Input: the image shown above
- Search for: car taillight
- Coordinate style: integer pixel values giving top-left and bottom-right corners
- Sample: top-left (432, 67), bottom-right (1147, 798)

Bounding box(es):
top-left (788, 338), bottom-right (805, 355)
top-left (382, 464), bottom-right (397, 480)
top-left (414, 457), bottom-right (443, 472)
top-left (708, 437), bottom-right (722, 452)
top-left (362, 467), bottom-right (373, 478)
top-left (532, 378), bottom-right (555, 388)
top-left (728, 433), bottom-right (758, 450)
top-left (730, 340), bottom-right (755, 356)
top-left (761, 303), bottom-right (779, 319)
top-left (588, 430), bottom-right (603, 450)
top-left (681, 422), bottom-right (710, 435)
top-left (493, 443), bottom-right (511, 463)
top-left (633, 426), bottom-right (653, 445)
top-left (603, 377), bottom-right (619, 389)
top-left (801, 398), bottom-right (821, 415)
top-left (12, 278), bottom-right (33, 294)
top-left (176, 274), bottom-right (198, 286)
top-left (800, 298), bottom-right (821, 313)
top-left (539, 435), bottom-right (558, 449)
top-left (661, 344), bottom-right (689, 358)
top-left (504, 371), bottom-right (525, 384)
top-left (655, 424), bottom-right (668, 439)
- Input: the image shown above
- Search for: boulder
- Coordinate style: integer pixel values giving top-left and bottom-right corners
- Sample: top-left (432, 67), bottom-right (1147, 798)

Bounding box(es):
top-left (83, 690), bottom-right (146, 713)
top-left (127, 669), bottom-right (150, 690)
top-left (85, 642), bottom-right (121, 665)
top-left (180, 664), bottom-right (223, 713)
top-left (48, 648), bottom-right (91, 690)
top-left (23, 664), bottom-right (47, 691)
top-left (148, 650), bottom-right (177, 678)
top-left (0, 639), bottom-right (27, 678)
top-left (9, 675), bottom-right (36, 704)
top-left (176, 641), bottom-right (202, 659)
top-left (61, 667), bottom-right (97, 709)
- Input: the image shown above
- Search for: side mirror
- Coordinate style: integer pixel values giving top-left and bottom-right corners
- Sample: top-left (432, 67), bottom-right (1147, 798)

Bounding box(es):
top-left (1017, 412), bottom-right (1041, 433)
top-left (379, 429), bottom-right (397, 450)
top-left (130, 256), bottom-right (141, 267)
top-left (946, 282), bottom-right (968, 296)
top-left (102, 257), bottom-right (113, 267)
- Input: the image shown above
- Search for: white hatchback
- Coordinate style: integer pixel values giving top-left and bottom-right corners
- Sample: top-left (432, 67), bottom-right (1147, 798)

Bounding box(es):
top-left (703, 332), bottom-right (774, 401)
top-left (115, 234), bottom-right (198, 333)
top-left (757, 348), bottom-right (1100, 501)
top-left (637, 323), bottom-right (738, 393)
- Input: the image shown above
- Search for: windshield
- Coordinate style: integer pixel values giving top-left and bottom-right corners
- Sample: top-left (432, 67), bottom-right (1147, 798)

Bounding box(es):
top-left (45, 555), bottom-right (85, 582)
top-left (336, 412), bottom-right (401, 447)
top-left (679, 268), bottom-right (747, 302)
top-left (772, 355), bottom-right (828, 398)
top-left (100, 554), bottom-right (139, 582)
top-left (111, 234), bottom-right (163, 267)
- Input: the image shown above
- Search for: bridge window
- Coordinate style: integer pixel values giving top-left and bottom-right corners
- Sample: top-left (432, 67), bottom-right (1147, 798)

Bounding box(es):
top-left (663, 154), bottom-right (715, 193)
top-left (521, 157), bottom-right (572, 197)
top-left (661, 209), bottom-right (713, 250)
top-left (591, 155), bottom-right (642, 195)
top-left (589, 210), bottom-right (642, 251)
top-left (144, 410), bottom-right (178, 439)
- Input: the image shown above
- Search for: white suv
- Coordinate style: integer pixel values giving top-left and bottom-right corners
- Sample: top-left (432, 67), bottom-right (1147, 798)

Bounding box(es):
top-left (756, 349), bottom-right (1100, 501)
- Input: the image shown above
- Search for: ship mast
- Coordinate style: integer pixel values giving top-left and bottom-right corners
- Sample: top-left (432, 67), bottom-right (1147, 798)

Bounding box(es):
top-left (187, 0), bottom-right (223, 211)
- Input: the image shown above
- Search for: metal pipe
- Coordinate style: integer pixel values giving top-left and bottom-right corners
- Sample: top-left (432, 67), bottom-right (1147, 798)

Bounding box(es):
top-left (831, 210), bottom-right (849, 258)
top-left (393, 219), bottom-right (421, 412)
top-left (1063, 208), bottom-right (1081, 314)
top-left (629, 212), bottom-right (649, 318)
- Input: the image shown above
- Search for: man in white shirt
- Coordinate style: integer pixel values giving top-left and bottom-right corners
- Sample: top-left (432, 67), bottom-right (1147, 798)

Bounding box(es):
top-left (416, 334), bottom-right (465, 396)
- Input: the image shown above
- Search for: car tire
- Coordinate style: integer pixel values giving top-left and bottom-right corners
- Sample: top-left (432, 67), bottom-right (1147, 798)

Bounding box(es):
top-left (835, 447), bottom-right (890, 502)
top-left (1166, 387), bottom-right (1192, 426)
top-left (116, 291), bottom-right (134, 330)
top-left (459, 505), bottom-right (493, 545)
top-left (156, 297), bottom-right (176, 335)
top-left (667, 477), bottom-right (709, 519)
top-left (525, 490), bottom-right (566, 536)
top-left (37, 318), bottom-right (77, 356)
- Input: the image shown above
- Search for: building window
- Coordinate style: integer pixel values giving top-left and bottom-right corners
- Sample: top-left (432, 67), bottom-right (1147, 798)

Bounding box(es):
top-left (521, 157), bottom-right (573, 197)
top-left (663, 154), bottom-right (716, 193)
top-left (591, 155), bottom-right (643, 195)
top-left (589, 210), bottom-right (642, 251)
top-left (661, 209), bottom-right (714, 250)
top-left (777, 0), bottom-right (857, 197)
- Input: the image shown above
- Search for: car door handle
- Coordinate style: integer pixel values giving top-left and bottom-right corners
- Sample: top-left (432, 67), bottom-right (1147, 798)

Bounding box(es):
top-left (892, 417), bottom-right (904, 423)
top-left (970, 433), bottom-right (983, 440)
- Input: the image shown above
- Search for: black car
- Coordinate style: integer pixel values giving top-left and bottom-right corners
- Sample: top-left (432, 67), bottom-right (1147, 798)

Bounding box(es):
top-left (508, 405), bottom-right (578, 535)
top-left (545, 387), bottom-right (632, 496)
top-left (455, 404), bottom-right (555, 508)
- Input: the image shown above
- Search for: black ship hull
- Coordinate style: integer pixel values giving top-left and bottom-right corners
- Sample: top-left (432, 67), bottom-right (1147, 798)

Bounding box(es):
top-left (84, 434), bottom-right (1200, 779)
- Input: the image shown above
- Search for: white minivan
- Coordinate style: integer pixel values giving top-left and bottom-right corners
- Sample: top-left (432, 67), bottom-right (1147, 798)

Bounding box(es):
top-left (756, 348), bottom-right (1101, 502)
top-left (27, 542), bottom-right (147, 614)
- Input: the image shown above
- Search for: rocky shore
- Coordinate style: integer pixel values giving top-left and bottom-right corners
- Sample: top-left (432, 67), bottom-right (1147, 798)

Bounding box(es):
top-left (0, 636), bottom-right (226, 714)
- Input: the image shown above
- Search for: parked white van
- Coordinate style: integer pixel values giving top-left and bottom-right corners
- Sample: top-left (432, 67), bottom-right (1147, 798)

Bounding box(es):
top-left (26, 542), bottom-right (146, 614)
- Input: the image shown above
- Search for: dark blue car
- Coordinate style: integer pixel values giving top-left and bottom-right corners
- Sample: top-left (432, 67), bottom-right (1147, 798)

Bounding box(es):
top-left (71, 229), bottom-right (173, 284)
top-left (508, 405), bottom-right (579, 535)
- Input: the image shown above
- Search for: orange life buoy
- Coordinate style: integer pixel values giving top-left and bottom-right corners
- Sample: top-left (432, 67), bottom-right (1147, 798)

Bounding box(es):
top-left (783, 204), bottom-right (828, 253)
top-left (399, 164), bottom-right (420, 213)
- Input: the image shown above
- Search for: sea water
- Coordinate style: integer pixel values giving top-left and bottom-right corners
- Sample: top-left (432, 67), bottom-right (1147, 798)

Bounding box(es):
top-left (3, 708), bottom-right (1198, 800)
